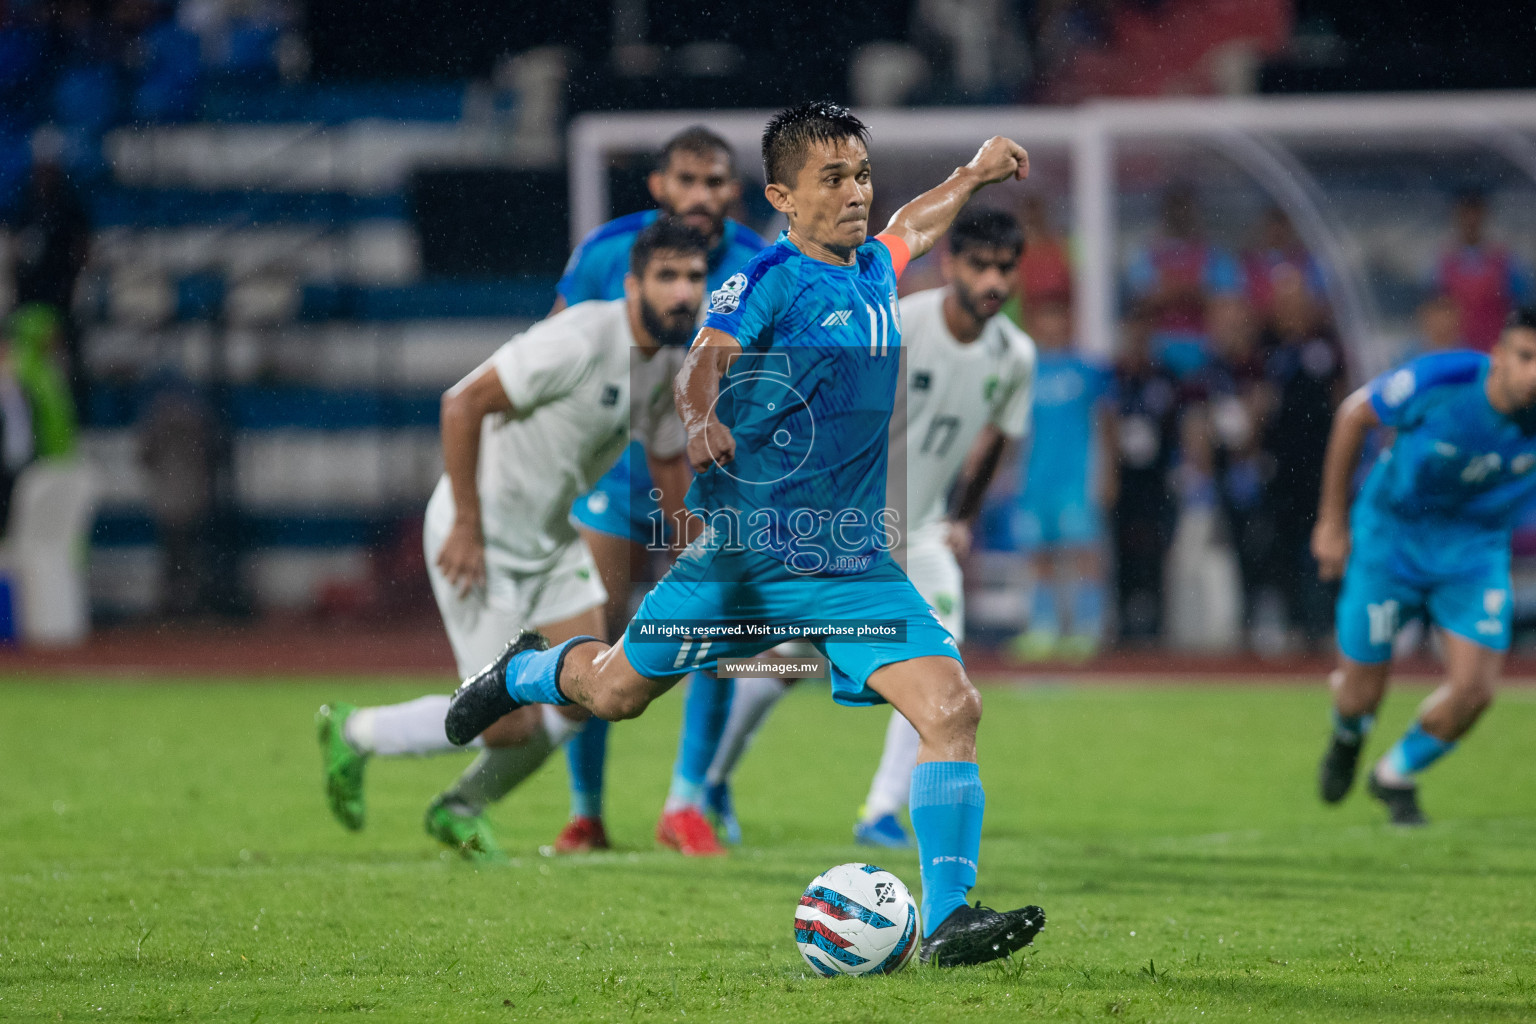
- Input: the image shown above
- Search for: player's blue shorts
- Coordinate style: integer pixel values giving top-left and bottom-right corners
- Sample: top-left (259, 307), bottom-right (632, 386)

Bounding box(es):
top-left (622, 539), bottom-right (961, 706)
top-left (570, 442), bottom-right (661, 545)
top-left (1336, 503), bottom-right (1512, 663)
top-left (1012, 481), bottom-right (1100, 549)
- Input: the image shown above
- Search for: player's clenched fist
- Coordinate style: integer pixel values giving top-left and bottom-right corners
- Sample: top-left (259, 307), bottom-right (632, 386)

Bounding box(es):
top-left (687, 420), bottom-right (736, 473)
top-left (437, 518), bottom-right (487, 596)
top-left (966, 137), bottom-right (1030, 186)
top-left (1311, 516), bottom-right (1350, 581)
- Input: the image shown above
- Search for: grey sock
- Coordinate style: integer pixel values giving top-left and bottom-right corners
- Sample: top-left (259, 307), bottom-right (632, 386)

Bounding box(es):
top-left (441, 730), bottom-right (554, 814)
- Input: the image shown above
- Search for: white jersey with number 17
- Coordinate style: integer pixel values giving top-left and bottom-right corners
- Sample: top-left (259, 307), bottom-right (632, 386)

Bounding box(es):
top-left (894, 286), bottom-right (1035, 547)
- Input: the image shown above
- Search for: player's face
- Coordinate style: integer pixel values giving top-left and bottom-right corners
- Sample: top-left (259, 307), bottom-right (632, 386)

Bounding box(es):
top-left (632, 250), bottom-right (707, 347)
top-left (650, 150), bottom-right (738, 245)
top-left (944, 244), bottom-right (1019, 321)
top-left (776, 137), bottom-right (872, 254)
top-left (1492, 327), bottom-right (1536, 408)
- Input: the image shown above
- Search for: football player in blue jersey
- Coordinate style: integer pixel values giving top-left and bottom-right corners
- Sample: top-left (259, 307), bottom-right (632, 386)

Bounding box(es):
top-left (1314, 307), bottom-right (1536, 825)
top-left (446, 101), bottom-right (1045, 968)
top-left (552, 127), bottom-right (768, 856)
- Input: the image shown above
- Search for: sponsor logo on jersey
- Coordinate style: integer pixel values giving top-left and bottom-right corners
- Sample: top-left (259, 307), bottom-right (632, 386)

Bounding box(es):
top-left (601, 384), bottom-right (621, 407)
top-left (709, 272), bottom-right (747, 314)
top-left (820, 309), bottom-right (853, 327)
top-left (984, 375), bottom-right (999, 402)
top-left (912, 371), bottom-right (932, 391)
top-left (1381, 368), bottom-right (1416, 407)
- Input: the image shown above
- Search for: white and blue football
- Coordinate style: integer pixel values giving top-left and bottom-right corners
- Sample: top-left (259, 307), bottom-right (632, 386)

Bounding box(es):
top-left (794, 862), bottom-right (921, 976)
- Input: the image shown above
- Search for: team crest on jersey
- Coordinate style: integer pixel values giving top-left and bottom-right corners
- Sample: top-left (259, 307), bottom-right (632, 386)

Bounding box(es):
top-left (601, 384), bottom-right (620, 407)
top-left (984, 375), bottom-right (999, 402)
top-left (709, 273), bottom-right (747, 314)
top-left (1381, 368), bottom-right (1415, 408)
top-left (912, 371), bottom-right (932, 391)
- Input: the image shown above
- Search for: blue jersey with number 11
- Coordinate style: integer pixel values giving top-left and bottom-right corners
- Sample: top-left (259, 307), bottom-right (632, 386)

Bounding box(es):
top-left (694, 234), bottom-right (904, 572)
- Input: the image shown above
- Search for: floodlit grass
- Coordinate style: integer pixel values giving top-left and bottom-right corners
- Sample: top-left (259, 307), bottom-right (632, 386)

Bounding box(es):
top-left (3, 675), bottom-right (1535, 1022)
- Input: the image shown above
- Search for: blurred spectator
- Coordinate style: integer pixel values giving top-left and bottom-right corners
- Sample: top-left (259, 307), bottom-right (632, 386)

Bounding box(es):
top-left (1124, 184), bottom-right (1242, 378)
top-left (1010, 297), bottom-right (1114, 661)
top-left (123, 1), bottom-right (204, 123)
top-left (912, 0), bottom-right (1029, 102)
top-left (1435, 189), bottom-right (1532, 353)
top-left (138, 373), bottom-right (218, 618)
top-left (0, 327), bottom-right (35, 530)
top-left (10, 138), bottom-right (91, 408)
top-left (8, 304), bottom-right (77, 461)
top-left (1109, 303), bottom-right (1179, 644)
top-left (1188, 295), bottom-right (1283, 649)
top-left (1241, 206), bottom-right (1324, 318)
top-left (1015, 194), bottom-right (1073, 315)
top-left (1407, 292), bottom-right (1464, 358)
top-left (1259, 264), bottom-right (1347, 650)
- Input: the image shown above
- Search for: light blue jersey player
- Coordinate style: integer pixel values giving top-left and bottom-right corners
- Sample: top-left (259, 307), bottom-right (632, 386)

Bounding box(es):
top-left (445, 102), bottom-right (1046, 969)
top-left (548, 127), bottom-right (766, 856)
top-left (1010, 297), bottom-right (1114, 661)
top-left (1314, 312), bottom-right (1536, 825)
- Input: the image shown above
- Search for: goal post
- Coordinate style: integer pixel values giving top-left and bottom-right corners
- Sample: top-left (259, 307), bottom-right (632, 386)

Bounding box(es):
top-left (569, 92), bottom-right (1536, 376)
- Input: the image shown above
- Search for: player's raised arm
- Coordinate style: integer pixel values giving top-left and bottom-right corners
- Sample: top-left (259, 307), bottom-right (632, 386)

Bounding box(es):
top-left (882, 137), bottom-right (1029, 262)
top-left (676, 327), bottom-right (742, 473)
top-left (1311, 387), bottom-right (1381, 580)
top-left (437, 362), bottom-right (515, 594)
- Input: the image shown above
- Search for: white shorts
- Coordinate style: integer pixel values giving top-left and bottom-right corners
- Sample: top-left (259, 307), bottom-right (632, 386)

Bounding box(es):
top-left (425, 486), bottom-right (608, 678)
top-left (904, 534), bottom-right (964, 642)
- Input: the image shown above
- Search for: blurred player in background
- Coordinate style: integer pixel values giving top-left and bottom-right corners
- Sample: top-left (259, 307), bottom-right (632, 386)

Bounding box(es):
top-left (313, 222), bottom-right (706, 858)
top-left (445, 101), bottom-right (1047, 968)
top-left (552, 126), bottom-right (767, 856)
top-left (1314, 308), bottom-right (1536, 825)
top-left (695, 207), bottom-right (1036, 850)
top-left (1009, 297), bottom-right (1114, 661)
top-left (1435, 189), bottom-right (1532, 353)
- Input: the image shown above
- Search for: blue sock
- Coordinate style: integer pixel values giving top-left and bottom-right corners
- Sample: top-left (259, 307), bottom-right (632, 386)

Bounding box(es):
top-left (505, 637), bottom-right (590, 706)
top-left (1028, 579), bottom-right (1058, 635)
top-left (565, 718), bottom-right (609, 819)
top-left (668, 673), bottom-right (733, 806)
top-left (1331, 707), bottom-right (1374, 743)
top-left (909, 761), bottom-right (985, 936)
top-left (1384, 722), bottom-right (1456, 778)
top-left (1068, 579), bottom-right (1103, 639)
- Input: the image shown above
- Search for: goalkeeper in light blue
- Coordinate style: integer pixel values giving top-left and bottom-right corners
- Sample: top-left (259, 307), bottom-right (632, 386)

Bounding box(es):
top-left (1314, 308), bottom-right (1536, 825)
top-left (445, 101), bottom-right (1044, 968)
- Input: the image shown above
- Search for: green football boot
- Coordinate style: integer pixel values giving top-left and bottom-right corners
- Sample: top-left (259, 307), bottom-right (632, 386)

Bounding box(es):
top-left (424, 797), bottom-right (506, 862)
top-left (316, 703), bottom-right (367, 831)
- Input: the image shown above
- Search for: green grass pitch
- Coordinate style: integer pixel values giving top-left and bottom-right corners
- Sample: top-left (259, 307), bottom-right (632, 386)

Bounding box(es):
top-left (3, 676), bottom-right (1536, 1022)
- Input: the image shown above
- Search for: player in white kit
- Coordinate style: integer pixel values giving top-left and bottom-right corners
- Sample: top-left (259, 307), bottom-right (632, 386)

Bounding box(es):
top-left (701, 207), bottom-right (1035, 848)
top-left (313, 220), bottom-right (708, 858)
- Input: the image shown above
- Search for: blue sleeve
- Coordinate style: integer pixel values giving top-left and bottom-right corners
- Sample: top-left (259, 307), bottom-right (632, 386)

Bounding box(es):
top-left (1368, 351), bottom-right (1487, 425)
top-left (1204, 248), bottom-right (1242, 297)
top-left (555, 234), bottom-right (613, 305)
top-left (702, 253), bottom-right (796, 349)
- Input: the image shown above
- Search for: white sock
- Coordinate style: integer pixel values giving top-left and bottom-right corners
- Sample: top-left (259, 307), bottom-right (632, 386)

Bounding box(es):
top-left (442, 705), bottom-right (579, 814)
top-left (343, 695), bottom-right (483, 756)
top-left (541, 704), bottom-right (583, 746)
top-left (862, 710), bottom-right (920, 821)
top-left (702, 676), bottom-right (786, 789)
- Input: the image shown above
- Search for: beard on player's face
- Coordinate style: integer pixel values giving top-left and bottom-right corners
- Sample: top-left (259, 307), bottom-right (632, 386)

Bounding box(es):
top-left (663, 200), bottom-right (725, 242)
top-left (954, 275), bottom-right (1008, 322)
top-left (639, 293), bottom-right (698, 347)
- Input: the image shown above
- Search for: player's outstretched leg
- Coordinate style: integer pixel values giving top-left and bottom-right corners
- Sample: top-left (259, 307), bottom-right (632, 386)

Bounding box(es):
top-left (866, 655), bottom-right (1045, 967)
top-left (656, 672), bottom-right (733, 856)
top-left (1367, 634), bottom-right (1499, 826)
top-left (855, 710), bottom-right (920, 849)
top-left (446, 631), bottom-right (676, 743)
top-left (1318, 663), bottom-right (1387, 804)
